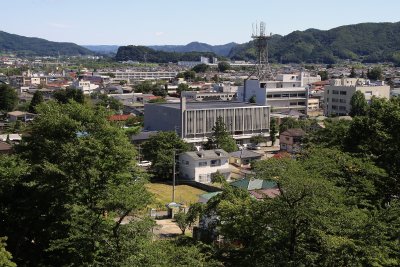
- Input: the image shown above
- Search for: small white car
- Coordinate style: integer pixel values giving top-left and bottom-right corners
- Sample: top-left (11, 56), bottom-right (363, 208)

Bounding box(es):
top-left (137, 160), bottom-right (152, 167)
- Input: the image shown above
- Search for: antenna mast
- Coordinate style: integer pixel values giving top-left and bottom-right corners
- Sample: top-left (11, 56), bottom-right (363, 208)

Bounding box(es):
top-left (251, 21), bottom-right (274, 81)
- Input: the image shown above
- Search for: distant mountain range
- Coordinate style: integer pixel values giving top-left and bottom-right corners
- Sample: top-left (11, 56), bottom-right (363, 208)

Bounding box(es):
top-left (2, 21), bottom-right (400, 64)
top-left (0, 31), bottom-right (92, 56)
top-left (229, 22), bottom-right (400, 64)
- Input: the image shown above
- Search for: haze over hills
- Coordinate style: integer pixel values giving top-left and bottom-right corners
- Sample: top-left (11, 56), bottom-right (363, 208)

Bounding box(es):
top-left (0, 31), bottom-right (93, 56)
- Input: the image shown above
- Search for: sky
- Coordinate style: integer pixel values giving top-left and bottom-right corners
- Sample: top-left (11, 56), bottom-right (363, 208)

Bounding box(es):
top-left (1, 0), bottom-right (400, 46)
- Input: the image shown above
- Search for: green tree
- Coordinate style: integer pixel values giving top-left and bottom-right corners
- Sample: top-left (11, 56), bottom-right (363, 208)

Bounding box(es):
top-left (0, 84), bottom-right (18, 112)
top-left (53, 87), bottom-right (84, 104)
top-left (0, 237), bottom-right (16, 267)
top-left (270, 117), bottom-right (278, 146)
top-left (176, 83), bottom-right (190, 94)
top-left (6, 101), bottom-right (152, 266)
top-left (192, 63), bottom-right (209, 73)
top-left (349, 90), bottom-right (367, 117)
top-left (349, 67), bottom-right (357, 78)
top-left (152, 85), bottom-right (167, 97)
top-left (217, 61), bottom-right (231, 72)
top-left (28, 90), bottom-right (44, 113)
top-left (367, 66), bottom-right (383, 80)
top-left (250, 134), bottom-right (265, 145)
top-left (318, 70), bottom-right (329, 81)
top-left (249, 95), bottom-right (256, 103)
top-left (204, 117), bottom-right (237, 152)
top-left (96, 94), bottom-right (123, 112)
top-left (141, 131), bottom-right (190, 180)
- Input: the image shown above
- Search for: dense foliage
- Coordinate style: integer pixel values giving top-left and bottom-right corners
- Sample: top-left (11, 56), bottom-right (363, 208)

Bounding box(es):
top-left (204, 117), bottom-right (237, 152)
top-left (0, 84), bottom-right (18, 112)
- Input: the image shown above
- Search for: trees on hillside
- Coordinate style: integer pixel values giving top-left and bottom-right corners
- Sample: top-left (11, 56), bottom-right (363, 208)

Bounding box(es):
top-left (204, 117), bottom-right (237, 152)
top-left (192, 63), bottom-right (209, 73)
top-left (0, 84), bottom-right (18, 112)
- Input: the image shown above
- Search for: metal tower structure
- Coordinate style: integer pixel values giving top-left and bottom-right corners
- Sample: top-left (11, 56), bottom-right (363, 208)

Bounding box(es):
top-left (251, 21), bottom-right (274, 81)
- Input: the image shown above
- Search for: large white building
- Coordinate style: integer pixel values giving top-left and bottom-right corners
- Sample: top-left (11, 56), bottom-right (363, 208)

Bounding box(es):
top-left (72, 80), bottom-right (99, 95)
top-left (179, 149), bottom-right (231, 183)
top-left (99, 70), bottom-right (178, 83)
top-left (144, 98), bottom-right (271, 144)
top-left (324, 78), bottom-right (390, 116)
top-left (237, 72), bottom-right (320, 114)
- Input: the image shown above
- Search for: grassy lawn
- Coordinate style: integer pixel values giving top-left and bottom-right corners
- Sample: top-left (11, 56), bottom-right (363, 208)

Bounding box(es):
top-left (145, 183), bottom-right (206, 208)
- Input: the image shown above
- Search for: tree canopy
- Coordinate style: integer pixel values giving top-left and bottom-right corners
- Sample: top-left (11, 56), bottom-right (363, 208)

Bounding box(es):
top-left (0, 84), bottom-right (18, 112)
top-left (204, 117), bottom-right (237, 152)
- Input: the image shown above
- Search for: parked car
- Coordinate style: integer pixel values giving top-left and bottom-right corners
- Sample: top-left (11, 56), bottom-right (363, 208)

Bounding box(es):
top-left (137, 160), bottom-right (152, 167)
top-left (248, 144), bottom-right (261, 150)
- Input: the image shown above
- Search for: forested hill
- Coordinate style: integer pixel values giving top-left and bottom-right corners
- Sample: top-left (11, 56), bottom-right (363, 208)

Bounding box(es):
top-left (0, 31), bottom-right (93, 56)
top-left (149, 42), bottom-right (238, 57)
top-left (115, 45), bottom-right (218, 63)
top-left (229, 22), bottom-right (400, 64)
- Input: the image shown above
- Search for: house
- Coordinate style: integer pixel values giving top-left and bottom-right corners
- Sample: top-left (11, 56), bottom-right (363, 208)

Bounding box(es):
top-left (280, 128), bottom-right (306, 153)
top-left (179, 149), bottom-right (231, 183)
top-left (0, 141), bottom-right (13, 154)
top-left (230, 178), bottom-right (280, 200)
top-left (229, 150), bottom-right (263, 167)
top-left (7, 111), bottom-right (35, 122)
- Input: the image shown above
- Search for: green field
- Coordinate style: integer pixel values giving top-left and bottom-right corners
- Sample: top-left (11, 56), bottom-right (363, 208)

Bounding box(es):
top-left (145, 183), bottom-right (206, 208)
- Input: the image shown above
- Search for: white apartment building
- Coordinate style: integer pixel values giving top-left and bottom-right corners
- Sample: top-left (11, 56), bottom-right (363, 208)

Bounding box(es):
top-left (237, 73), bottom-right (313, 114)
top-left (179, 149), bottom-right (231, 183)
top-left (99, 70), bottom-right (178, 83)
top-left (324, 78), bottom-right (390, 116)
top-left (73, 80), bottom-right (99, 95)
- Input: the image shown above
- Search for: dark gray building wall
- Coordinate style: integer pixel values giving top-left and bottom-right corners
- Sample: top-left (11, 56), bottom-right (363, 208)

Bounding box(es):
top-left (144, 104), bottom-right (181, 132)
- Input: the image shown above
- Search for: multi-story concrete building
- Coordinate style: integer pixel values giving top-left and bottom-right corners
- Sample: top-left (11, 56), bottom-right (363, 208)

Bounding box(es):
top-left (324, 78), bottom-right (390, 116)
top-left (99, 70), bottom-right (178, 83)
top-left (237, 73), bottom-right (318, 114)
top-left (181, 91), bottom-right (236, 102)
top-left (179, 149), bottom-right (231, 183)
top-left (144, 98), bottom-right (271, 144)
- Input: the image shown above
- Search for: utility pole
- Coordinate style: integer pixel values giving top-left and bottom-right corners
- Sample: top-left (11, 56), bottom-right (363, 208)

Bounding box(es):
top-left (172, 149), bottom-right (176, 203)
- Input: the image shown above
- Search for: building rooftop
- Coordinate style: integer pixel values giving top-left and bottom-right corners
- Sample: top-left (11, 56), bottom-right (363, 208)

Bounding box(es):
top-left (147, 101), bottom-right (268, 110)
top-left (280, 128), bottom-right (306, 137)
top-left (230, 150), bottom-right (263, 159)
top-left (182, 149), bottom-right (230, 161)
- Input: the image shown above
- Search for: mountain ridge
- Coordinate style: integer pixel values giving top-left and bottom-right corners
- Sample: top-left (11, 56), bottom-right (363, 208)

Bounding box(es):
top-left (0, 31), bottom-right (93, 56)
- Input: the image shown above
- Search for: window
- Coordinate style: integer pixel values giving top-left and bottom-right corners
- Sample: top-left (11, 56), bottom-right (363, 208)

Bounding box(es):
top-left (290, 93), bottom-right (298, 97)
top-left (332, 105), bottom-right (337, 110)
top-left (290, 102), bottom-right (298, 106)
top-left (332, 98), bottom-right (339, 103)
top-left (210, 159), bottom-right (221, 167)
top-left (340, 91), bottom-right (347, 95)
top-left (298, 102), bottom-right (305, 106)
top-left (298, 93), bottom-right (306, 97)
top-left (282, 93), bottom-right (289, 98)
top-left (273, 94), bottom-right (281, 98)
top-left (199, 161), bottom-right (207, 167)
top-left (339, 106), bottom-right (346, 111)
top-left (198, 174), bottom-right (210, 183)
top-left (339, 99), bottom-right (346, 103)
top-left (333, 90), bottom-right (339, 95)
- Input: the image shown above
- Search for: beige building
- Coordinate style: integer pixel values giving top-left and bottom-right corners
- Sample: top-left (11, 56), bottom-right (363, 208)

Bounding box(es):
top-left (324, 78), bottom-right (390, 116)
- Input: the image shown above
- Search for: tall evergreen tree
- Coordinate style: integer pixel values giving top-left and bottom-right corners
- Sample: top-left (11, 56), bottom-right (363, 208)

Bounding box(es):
top-left (0, 84), bottom-right (18, 112)
top-left (349, 91), bottom-right (367, 117)
top-left (204, 116), bottom-right (237, 152)
top-left (28, 90), bottom-right (44, 113)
